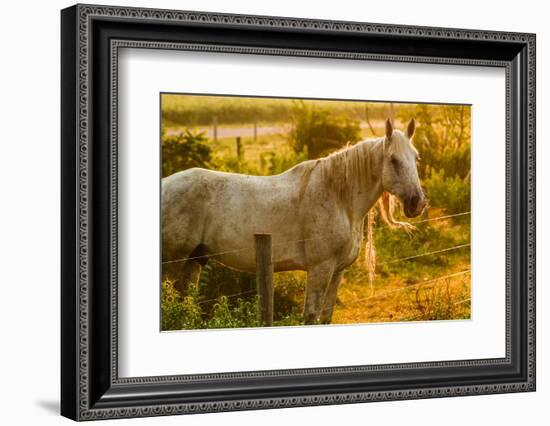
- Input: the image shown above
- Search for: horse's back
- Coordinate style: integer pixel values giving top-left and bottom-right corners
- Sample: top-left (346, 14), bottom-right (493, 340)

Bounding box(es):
top-left (164, 167), bottom-right (294, 206)
top-left (161, 167), bottom-right (300, 266)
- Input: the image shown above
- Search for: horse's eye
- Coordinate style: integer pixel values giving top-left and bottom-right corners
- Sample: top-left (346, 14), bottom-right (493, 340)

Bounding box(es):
top-left (390, 155), bottom-right (399, 168)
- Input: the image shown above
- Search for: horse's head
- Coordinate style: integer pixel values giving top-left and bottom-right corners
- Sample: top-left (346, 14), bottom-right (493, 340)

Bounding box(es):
top-left (381, 118), bottom-right (427, 218)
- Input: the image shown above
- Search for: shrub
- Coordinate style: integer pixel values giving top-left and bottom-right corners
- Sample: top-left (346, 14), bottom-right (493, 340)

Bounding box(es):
top-left (161, 129), bottom-right (212, 177)
top-left (161, 280), bottom-right (203, 330)
top-left (290, 100), bottom-right (361, 159)
top-left (161, 267), bottom-right (307, 330)
top-left (273, 272), bottom-right (306, 323)
top-left (259, 150), bottom-right (308, 175)
top-left (403, 277), bottom-right (471, 321)
top-left (423, 168), bottom-right (470, 214)
top-left (161, 278), bottom-right (262, 330)
top-left (197, 262), bottom-right (256, 314)
top-left (206, 296), bottom-right (261, 329)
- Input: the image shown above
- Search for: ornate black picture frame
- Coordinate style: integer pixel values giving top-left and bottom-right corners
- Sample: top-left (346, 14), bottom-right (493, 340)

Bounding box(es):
top-left (61, 3), bottom-right (536, 421)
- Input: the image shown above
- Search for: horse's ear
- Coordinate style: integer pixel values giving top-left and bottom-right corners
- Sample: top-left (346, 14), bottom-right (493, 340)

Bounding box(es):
top-left (406, 119), bottom-right (416, 138)
top-left (385, 119), bottom-right (393, 141)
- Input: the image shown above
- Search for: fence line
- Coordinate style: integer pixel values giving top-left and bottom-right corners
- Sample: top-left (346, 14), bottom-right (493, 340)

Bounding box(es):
top-left (410, 211), bottom-right (470, 224)
top-left (327, 270), bottom-right (471, 311)
top-left (163, 239), bottom-right (471, 268)
top-left (171, 267), bottom-right (470, 321)
top-left (453, 297), bottom-right (472, 306)
top-left (397, 294), bottom-right (472, 322)
top-left (379, 243), bottom-right (471, 266)
top-left (185, 269), bottom-right (471, 314)
top-left (163, 210), bottom-right (472, 316)
top-left (196, 289), bottom-right (256, 305)
top-left (161, 211), bottom-right (471, 266)
top-left (161, 236), bottom-right (325, 265)
top-left (317, 270), bottom-right (470, 315)
top-left (162, 246), bottom-right (251, 265)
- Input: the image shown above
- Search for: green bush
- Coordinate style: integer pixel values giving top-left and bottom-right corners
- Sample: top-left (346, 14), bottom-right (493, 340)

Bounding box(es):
top-left (161, 278), bottom-right (262, 330)
top-left (161, 280), bottom-right (203, 330)
top-left (161, 129), bottom-right (212, 177)
top-left (259, 150), bottom-right (308, 175)
top-left (161, 267), bottom-right (307, 330)
top-left (290, 100), bottom-right (361, 158)
top-left (197, 262), bottom-right (256, 310)
top-left (273, 272), bottom-right (305, 324)
top-left (206, 296), bottom-right (261, 329)
top-left (423, 168), bottom-right (471, 214)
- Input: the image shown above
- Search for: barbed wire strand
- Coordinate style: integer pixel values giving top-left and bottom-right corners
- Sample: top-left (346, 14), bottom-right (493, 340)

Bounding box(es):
top-left (161, 211), bottom-right (471, 266)
top-left (162, 236), bottom-right (325, 265)
top-left (195, 289), bottom-right (257, 305)
top-left (184, 269), bottom-right (471, 315)
top-left (453, 297), bottom-right (472, 306)
top-left (162, 233), bottom-right (471, 267)
top-left (395, 295), bottom-right (472, 322)
top-left (379, 243), bottom-right (470, 266)
top-left (163, 212), bottom-right (472, 314)
top-left (409, 211), bottom-right (470, 225)
top-left (324, 269), bottom-right (471, 312)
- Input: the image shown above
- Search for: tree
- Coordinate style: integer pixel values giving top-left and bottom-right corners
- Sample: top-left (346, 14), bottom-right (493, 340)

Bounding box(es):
top-left (398, 104), bottom-right (471, 180)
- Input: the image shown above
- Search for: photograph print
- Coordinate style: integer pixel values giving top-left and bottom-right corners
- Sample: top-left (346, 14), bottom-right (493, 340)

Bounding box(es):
top-left (160, 94), bottom-right (472, 331)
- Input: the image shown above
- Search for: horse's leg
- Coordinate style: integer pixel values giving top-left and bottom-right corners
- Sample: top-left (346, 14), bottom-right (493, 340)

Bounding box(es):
top-left (304, 262), bottom-right (334, 325)
top-left (319, 270), bottom-right (344, 324)
top-left (162, 242), bottom-right (208, 295)
top-left (173, 260), bottom-right (202, 295)
top-left (162, 260), bottom-right (198, 294)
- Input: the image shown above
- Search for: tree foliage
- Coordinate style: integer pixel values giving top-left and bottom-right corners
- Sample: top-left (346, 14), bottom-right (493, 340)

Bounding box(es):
top-left (398, 104), bottom-right (471, 181)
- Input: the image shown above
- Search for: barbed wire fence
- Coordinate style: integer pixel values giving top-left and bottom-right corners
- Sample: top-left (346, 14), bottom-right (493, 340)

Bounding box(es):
top-left (161, 210), bottom-right (472, 323)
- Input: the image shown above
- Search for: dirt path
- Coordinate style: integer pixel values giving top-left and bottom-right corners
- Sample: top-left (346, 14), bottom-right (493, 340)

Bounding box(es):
top-left (165, 124), bottom-right (288, 139)
top-left (164, 121), bottom-right (392, 140)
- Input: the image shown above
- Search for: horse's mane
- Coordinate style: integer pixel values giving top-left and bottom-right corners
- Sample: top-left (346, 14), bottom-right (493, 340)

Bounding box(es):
top-left (310, 137), bottom-right (384, 205)
top-left (295, 137), bottom-right (403, 228)
top-left (294, 136), bottom-right (413, 293)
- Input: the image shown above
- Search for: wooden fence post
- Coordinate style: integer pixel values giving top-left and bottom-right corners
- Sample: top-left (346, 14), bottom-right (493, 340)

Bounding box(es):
top-left (236, 136), bottom-right (242, 160)
top-left (212, 116), bottom-right (218, 143)
top-left (254, 233), bottom-right (273, 326)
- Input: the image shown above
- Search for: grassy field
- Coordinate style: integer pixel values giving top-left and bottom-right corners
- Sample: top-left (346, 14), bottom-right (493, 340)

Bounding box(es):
top-left (333, 208), bottom-right (470, 324)
top-left (160, 95), bottom-right (471, 330)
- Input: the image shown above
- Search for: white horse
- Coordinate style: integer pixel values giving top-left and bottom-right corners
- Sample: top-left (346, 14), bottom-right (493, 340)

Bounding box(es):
top-left (162, 119), bottom-right (427, 324)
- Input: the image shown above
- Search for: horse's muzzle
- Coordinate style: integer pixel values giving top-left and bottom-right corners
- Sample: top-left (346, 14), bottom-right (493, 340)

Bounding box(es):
top-left (404, 192), bottom-right (428, 218)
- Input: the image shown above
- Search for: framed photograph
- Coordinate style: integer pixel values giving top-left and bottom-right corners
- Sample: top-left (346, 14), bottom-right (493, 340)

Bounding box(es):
top-left (61, 4), bottom-right (536, 421)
